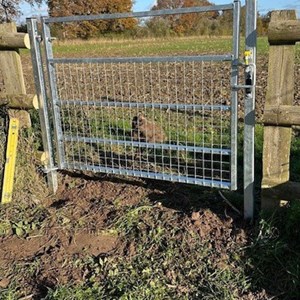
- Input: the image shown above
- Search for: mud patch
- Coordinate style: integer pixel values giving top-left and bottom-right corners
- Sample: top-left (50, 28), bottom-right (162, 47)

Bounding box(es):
top-left (0, 236), bottom-right (50, 263)
top-left (65, 231), bottom-right (117, 256)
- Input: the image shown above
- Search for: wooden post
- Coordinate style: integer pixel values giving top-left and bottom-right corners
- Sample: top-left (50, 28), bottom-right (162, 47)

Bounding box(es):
top-left (0, 94), bottom-right (38, 109)
top-left (0, 33), bottom-right (30, 49)
top-left (264, 105), bottom-right (300, 126)
top-left (268, 20), bottom-right (300, 44)
top-left (261, 10), bottom-right (297, 209)
top-left (0, 23), bottom-right (31, 128)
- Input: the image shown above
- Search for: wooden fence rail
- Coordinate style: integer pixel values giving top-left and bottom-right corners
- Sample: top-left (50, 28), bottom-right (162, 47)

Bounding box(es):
top-left (261, 10), bottom-right (300, 209)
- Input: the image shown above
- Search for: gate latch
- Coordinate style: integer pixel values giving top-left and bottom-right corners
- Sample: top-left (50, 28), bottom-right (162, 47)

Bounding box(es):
top-left (232, 51), bottom-right (256, 92)
top-left (244, 50), bottom-right (255, 95)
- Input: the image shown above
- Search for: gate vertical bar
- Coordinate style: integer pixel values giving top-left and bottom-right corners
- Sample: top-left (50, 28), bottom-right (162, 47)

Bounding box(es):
top-left (41, 18), bottom-right (65, 168)
top-left (244, 0), bottom-right (257, 220)
top-left (230, 0), bottom-right (241, 191)
top-left (27, 18), bottom-right (58, 193)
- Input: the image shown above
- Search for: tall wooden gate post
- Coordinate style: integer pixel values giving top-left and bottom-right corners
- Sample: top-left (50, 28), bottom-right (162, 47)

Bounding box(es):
top-left (261, 10), bottom-right (297, 209)
top-left (0, 23), bottom-right (32, 128)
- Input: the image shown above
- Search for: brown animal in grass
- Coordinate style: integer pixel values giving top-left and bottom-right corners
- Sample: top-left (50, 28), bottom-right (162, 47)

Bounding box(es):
top-left (131, 114), bottom-right (166, 143)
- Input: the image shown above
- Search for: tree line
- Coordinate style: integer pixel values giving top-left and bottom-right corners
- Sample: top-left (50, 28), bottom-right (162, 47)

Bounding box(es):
top-left (1, 0), bottom-right (270, 38)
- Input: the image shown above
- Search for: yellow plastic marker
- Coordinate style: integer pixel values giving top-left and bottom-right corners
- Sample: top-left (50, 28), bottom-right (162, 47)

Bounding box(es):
top-left (244, 50), bottom-right (252, 65)
top-left (1, 118), bottom-right (19, 204)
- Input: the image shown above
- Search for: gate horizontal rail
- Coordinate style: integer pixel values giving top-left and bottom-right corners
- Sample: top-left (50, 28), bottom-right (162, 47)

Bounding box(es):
top-left (63, 163), bottom-right (232, 190)
top-left (43, 4), bottom-right (234, 24)
top-left (49, 55), bottom-right (233, 64)
top-left (63, 135), bottom-right (232, 155)
top-left (60, 100), bottom-right (231, 112)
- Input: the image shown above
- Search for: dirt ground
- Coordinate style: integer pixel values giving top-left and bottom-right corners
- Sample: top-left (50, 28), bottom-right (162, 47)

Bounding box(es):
top-left (0, 171), bottom-right (260, 298)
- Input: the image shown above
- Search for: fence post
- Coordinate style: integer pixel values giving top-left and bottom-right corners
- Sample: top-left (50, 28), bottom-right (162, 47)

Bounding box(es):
top-left (0, 23), bottom-right (32, 128)
top-left (244, 0), bottom-right (257, 220)
top-left (261, 10), bottom-right (297, 209)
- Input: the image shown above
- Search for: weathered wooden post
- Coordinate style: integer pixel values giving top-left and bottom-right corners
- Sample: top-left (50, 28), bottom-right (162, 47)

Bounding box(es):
top-left (0, 23), bottom-right (34, 127)
top-left (261, 10), bottom-right (299, 209)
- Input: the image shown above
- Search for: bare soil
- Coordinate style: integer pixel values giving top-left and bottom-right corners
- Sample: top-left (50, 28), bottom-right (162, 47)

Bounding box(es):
top-left (0, 172), bottom-right (255, 298)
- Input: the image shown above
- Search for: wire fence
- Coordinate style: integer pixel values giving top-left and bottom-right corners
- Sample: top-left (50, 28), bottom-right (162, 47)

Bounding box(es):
top-left (53, 59), bottom-right (232, 187)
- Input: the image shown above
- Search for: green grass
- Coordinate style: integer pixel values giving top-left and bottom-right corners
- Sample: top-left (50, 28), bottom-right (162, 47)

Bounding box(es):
top-left (21, 36), bottom-right (273, 58)
top-left (246, 205), bottom-right (300, 299)
top-left (63, 107), bottom-right (230, 147)
top-left (51, 37), bottom-right (300, 57)
top-left (53, 36), bottom-right (236, 57)
top-left (53, 36), bottom-right (273, 57)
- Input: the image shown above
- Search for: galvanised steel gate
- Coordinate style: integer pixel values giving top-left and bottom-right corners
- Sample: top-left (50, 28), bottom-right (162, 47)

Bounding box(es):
top-left (27, 0), bottom-right (257, 218)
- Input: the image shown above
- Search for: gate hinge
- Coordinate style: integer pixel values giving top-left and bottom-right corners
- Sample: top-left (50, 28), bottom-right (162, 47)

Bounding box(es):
top-left (47, 37), bottom-right (57, 43)
top-left (43, 167), bottom-right (59, 174)
top-left (35, 35), bottom-right (42, 43)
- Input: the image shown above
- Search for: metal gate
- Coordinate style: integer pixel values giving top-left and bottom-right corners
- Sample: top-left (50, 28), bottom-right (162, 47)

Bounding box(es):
top-left (27, 0), bottom-right (256, 217)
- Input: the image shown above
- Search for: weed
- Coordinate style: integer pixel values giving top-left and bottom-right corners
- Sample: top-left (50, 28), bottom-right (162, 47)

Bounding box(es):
top-left (0, 287), bottom-right (19, 300)
top-left (0, 203), bottom-right (48, 238)
top-left (246, 208), bottom-right (300, 299)
top-left (0, 220), bottom-right (12, 237)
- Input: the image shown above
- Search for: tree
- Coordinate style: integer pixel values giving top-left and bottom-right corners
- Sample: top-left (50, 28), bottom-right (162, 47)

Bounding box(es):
top-left (173, 0), bottom-right (218, 35)
top-left (47, 0), bottom-right (137, 39)
top-left (257, 12), bottom-right (270, 36)
top-left (150, 0), bottom-right (217, 36)
top-left (0, 0), bottom-right (42, 23)
top-left (152, 0), bottom-right (184, 10)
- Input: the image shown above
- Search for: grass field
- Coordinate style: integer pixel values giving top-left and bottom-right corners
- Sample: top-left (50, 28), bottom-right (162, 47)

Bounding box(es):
top-left (1, 35), bottom-right (300, 299)
top-left (53, 36), bottom-right (271, 56)
top-left (20, 36), bottom-right (272, 58)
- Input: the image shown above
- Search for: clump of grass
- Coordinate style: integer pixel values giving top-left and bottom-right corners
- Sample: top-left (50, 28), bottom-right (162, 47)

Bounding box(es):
top-left (0, 115), bottom-right (50, 207)
top-left (246, 205), bottom-right (300, 299)
top-left (12, 130), bottom-right (51, 205)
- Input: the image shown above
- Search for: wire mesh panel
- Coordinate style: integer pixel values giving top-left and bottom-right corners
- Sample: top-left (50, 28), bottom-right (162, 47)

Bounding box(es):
top-left (54, 59), bottom-right (232, 188)
top-left (30, 2), bottom-right (242, 190)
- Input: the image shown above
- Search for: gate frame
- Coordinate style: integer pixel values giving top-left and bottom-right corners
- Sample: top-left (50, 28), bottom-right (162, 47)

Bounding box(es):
top-left (27, 18), bottom-right (58, 193)
top-left (27, 0), bottom-right (257, 219)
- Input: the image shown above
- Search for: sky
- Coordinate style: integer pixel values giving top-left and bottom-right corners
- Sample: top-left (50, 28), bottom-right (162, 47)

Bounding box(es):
top-left (20, 0), bottom-right (300, 23)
